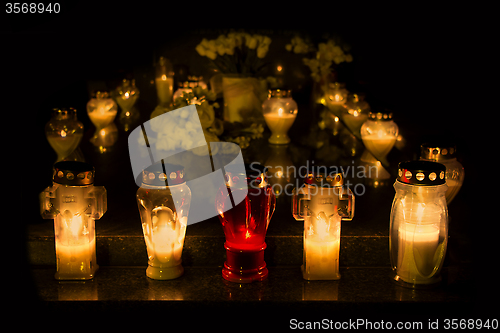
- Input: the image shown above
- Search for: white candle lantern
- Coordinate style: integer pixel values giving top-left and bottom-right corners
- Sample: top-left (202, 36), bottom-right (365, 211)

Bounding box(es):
top-left (87, 90), bottom-right (118, 147)
top-left (155, 56), bottom-right (174, 107)
top-left (360, 111), bottom-right (399, 167)
top-left (45, 108), bottom-right (84, 162)
top-left (324, 82), bottom-right (348, 116)
top-left (420, 143), bottom-right (464, 205)
top-left (262, 89), bottom-right (298, 145)
top-left (116, 79), bottom-right (140, 128)
top-left (342, 93), bottom-right (370, 137)
top-left (136, 162), bottom-right (191, 280)
top-left (40, 161), bottom-right (107, 280)
top-left (292, 171), bottom-right (355, 280)
top-left (390, 161), bottom-right (448, 288)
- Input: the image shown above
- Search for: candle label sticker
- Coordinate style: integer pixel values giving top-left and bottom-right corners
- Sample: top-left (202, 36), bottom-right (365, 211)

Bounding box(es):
top-left (128, 104), bottom-right (247, 225)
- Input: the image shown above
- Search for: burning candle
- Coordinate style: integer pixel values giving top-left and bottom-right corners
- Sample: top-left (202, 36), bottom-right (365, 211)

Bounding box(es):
top-left (216, 164), bottom-right (275, 283)
top-left (136, 162), bottom-right (191, 280)
top-left (341, 94), bottom-right (370, 137)
top-left (155, 57), bottom-right (174, 106)
top-left (303, 212), bottom-right (341, 280)
top-left (390, 161), bottom-right (448, 287)
top-left (361, 111), bottom-right (399, 166)
top-left (262, 89), bottom-right (298, 144)
top-left (87, 91), bottom-right (118, 147)
top-left (293, 171), bottom-right (355, 280)
top-left (324, 82), bottom-right (348, 117)
top-left (45, 108), bottom-right (84, 162)
top-left (40, 161), bottom-right (107, 280)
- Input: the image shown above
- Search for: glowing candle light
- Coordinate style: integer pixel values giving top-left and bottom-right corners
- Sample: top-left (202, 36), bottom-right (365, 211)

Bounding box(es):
top-left (136, 162), bottom-right (191, 280)
top-left (293, 171), bottom-right (355, 280)
top-left (262, 89), bottom-right (298, 145)
top-left (215, 164), bottom-right (275, 283)
top-left (45, 108), bottom-right (84, 162)
top-left (390, 161), bottom-right (448, 287)
top-left (40, 161), bottom-right (107, 280)
top-left (155, 57), bottom-right (174, 107)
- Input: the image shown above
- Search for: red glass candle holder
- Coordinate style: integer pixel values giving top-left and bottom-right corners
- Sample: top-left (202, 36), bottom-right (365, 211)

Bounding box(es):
top-left (216, 164), bottom-right (276, 283)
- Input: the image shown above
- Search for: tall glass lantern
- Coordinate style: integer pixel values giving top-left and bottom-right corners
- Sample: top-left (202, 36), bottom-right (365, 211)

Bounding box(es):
top-left (155, 57), bottom-right (174, 107)
top-left (390, 161), bottom-right (448, 288)
top-left (215, 164), bottom-right (276, 283)
top-left (360, 111), bottom-right (399, 168)
top-left (324, 82), bottom-right (348, 117)
top-left (292, 171), bottom-right (355, 280)
top-left (342, 93), bottom-right (370, 138)
top-left (87, 90), bottom-right (118, 148)
top-left (136, 162), bottom-right (191, 280)
top-left (116, 79), bottom-right (140, 130)
top-left (40, 161), bottom-right (107, 280)
top-left (45, 108), bottom-right (84, 162)
top-left (420, 143), bottom-right (464, 204)
top-left (262, 89), bottom-right (298, 145)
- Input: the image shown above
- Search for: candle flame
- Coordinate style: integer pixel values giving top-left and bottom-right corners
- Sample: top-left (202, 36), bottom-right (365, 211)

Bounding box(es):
top-left (124, 92), bottom-right (130, 99)
top-left (161, 74), bottom-right (167, 81)
top-left (61, 130), bottom-right (67, 138)
top-left (245, 230), bottom-right (251, 239)
top-left (278, 107), bottom-right (284, 116)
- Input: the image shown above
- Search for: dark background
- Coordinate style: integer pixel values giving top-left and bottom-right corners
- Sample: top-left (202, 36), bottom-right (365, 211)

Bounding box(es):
top-left (5, 1), bottom-right (487, 318)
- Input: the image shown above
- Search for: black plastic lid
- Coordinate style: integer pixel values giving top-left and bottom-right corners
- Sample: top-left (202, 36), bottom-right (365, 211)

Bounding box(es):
top-left (396, 160), bottom-right (446, 185)
top-left (53, 161), bottom-right (94, 186)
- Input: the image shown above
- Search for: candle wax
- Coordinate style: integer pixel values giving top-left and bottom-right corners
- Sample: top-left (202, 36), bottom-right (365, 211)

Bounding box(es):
top-left (47, 133), bottom-right (83, 160)
top-left (55, 238), bottom-right (97, 280)
top-left (397, 223), bottom-right (443, 284)
top-left (155, 77), bottom-right (174, 106)
top-left (302, 212), bottom-right (341, 280)
top-left (303, 237), bottom-right (340, 280)
top-left (362, 134), bottom-right (397, 160)
top-left (264, 113), bottom-right (296, 144)
top-left (88, 110), bottom-right (117, 129)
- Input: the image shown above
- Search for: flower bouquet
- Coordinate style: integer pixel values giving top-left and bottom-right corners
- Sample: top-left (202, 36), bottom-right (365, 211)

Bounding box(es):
top-left (286, 36), bottom-right (353, 83)
top-left (149, 86), bottom-right (263, 153)
top-left (196, 32), bottom-right (272, 123)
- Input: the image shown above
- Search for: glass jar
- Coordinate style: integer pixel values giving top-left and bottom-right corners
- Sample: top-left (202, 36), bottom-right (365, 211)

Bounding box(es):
top-left (155, 56), bottom-right (174, 107)
top-left (87, 90), bottom-right (118, 147)
top-left (341, 93), bottom-right (370, 138)
top-left (45, 108), bottom-right (84, 162)
top-left (324, 82), bottom-right (348, 117)
top-left (262, 89), bottom-right (298, 145)
top-left (420, 143), bottom-right (464, 205)
top-left (215, 163), bottom-right (276, 283)
top-left (136, 162), bottom-right (191, 280)
top-left (390, 161), bottom-right (448, 288)
top-left (115, 79), bottom-right (140, 130)
top-left (39, 161), bottom-right (107, 280)
top-left (360, 111), bottom-right (399, 166)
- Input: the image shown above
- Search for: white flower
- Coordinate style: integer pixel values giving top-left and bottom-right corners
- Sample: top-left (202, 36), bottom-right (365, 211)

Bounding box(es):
top-left (246, 36), bottom-right (258, 49)
top-left (257, 45), bottom-right (269, 58)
